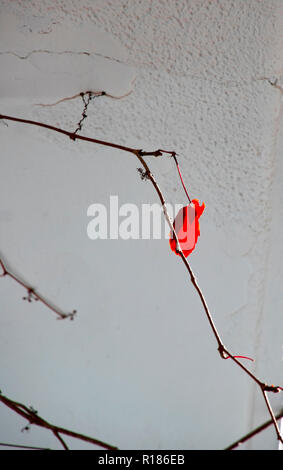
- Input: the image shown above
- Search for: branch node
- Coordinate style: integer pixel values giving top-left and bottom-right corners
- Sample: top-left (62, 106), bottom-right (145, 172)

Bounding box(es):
top-left (137, 168), bottom-right (150, 181)
top-left (57, 309), bottom-right (77, 321)
top-left (0, 259), bottom-right (8, 277)
top-left (139, 149), bottom-right (163, 157)
top-left (21, 424), bottom-right (30, 433)
top-left (22, 287), bottom-right (37, 303)
top-left (218, 344), bottom-right (228, 359)
top-left (29, 406), bottom-right (38, 415)
top-left (262, 384), bottom-right (283, 393)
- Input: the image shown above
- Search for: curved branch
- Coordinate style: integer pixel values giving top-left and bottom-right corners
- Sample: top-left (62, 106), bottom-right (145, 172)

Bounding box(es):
top-left (135, 152), bottom-right (283, 445)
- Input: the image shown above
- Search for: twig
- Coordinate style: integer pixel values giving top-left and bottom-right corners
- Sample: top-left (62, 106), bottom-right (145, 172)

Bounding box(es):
top-left (53, 430), bottom-right (69, 450)
top-left (0, 113), bottom-right (142, 154)
top-left (0, 441), bottom-right (51, 450)
top-left (171, 152), bottom-right (192, 203)
top-left (0, 257), bottom-right (76, 320)
top-left (1, 112), bottom-right (282, 445)
top-left (225, 410), bottom-right (283, 450)
top-left (73, 91), bottom-right (105, 135)
top-left (0, 392), bottom-right (117, 450)
top-left (261, 389), bottom-right (282, 443)
top-left (0, 113), bottom-right (178, 160)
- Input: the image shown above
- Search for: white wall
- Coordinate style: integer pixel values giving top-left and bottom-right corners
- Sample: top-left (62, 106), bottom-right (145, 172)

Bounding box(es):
top-left (0, 1), bottom-right (282, 450)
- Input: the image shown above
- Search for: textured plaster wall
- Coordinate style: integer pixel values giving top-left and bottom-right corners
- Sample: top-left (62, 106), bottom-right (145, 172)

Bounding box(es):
top-left (0, 1), bottom-right (283, 450)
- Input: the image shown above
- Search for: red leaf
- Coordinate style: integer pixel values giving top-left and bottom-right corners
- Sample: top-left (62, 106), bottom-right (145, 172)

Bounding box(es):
top-left (169, 199), bottom-right (205, 257)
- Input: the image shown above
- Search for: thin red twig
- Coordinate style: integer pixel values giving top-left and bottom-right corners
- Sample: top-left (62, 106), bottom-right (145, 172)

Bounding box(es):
top-left (172, 154), bottom-right (192, 203)
top-left (224, 354), bottom-right (254, 362)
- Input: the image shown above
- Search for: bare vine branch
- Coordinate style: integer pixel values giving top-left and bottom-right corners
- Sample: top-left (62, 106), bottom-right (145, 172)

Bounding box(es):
top-left (0, 442), bottom-right (51, 450)
top-left (225, 410), bottom-right (283, 450)
top-left (135, 152), bottom-right (283, 445)
top-left (53, 430), bottom-right (69, 450)
top-left (0, 392), bottom-right (117, 451)
top-left (0, 113), bottom-right (169, 156)
top-left (0, 257), bottom-right (76, 320)
top-left (0, 111), bottom-right (282, 446)
top-left (73, 91), bottom-right (105, 135)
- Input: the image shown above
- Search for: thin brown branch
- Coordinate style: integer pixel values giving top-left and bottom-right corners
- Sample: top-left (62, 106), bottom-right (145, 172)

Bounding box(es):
top-left (53, 430), bottom-right (69, 450)
top-left (0, 392), bottom-right (118, 450)
top-left (0, 256), bottom-right (76, 320)
top-left (0, 113), bottom-right (141, 154)
top-left (261, 389), bottom-right (283, 443)
top-left (0, 113), bottom-right (174, 159)
top-left (1, 111), bottom-right (282, 446)
top-left (0, 441), bottom-right (51, 450)
top-left (225, 410), bottom-right (283, 450)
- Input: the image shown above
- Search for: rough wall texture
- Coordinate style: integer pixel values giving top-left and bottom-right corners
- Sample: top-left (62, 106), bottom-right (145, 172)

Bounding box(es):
top-left (0, 1), bottom-right (282, 450)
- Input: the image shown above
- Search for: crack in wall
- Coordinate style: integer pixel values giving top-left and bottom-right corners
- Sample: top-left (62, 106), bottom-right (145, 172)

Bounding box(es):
top-left (0, 49), bottom-right (127, 66)
top-left (265, 78), bottom-right (283, 95)
top-left (1, 50), bottom-right (282, 90)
